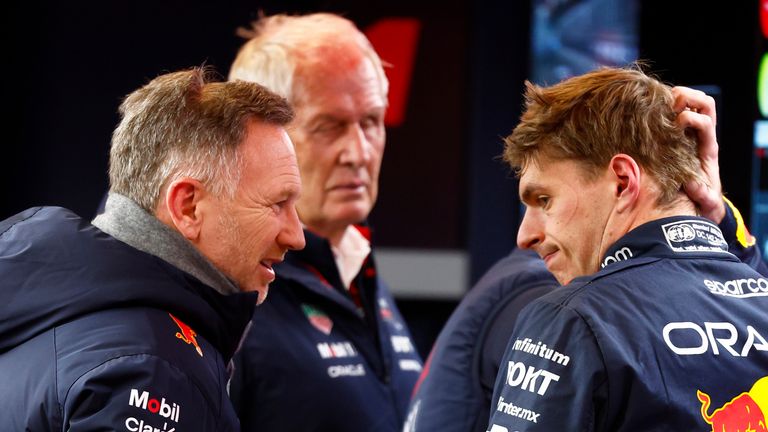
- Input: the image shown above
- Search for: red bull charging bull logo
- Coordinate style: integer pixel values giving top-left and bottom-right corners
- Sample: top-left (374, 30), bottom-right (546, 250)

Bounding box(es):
top-left (169, 313), bottom-right (203, 357)
top-left (698, 376), bottom-right (768, 431)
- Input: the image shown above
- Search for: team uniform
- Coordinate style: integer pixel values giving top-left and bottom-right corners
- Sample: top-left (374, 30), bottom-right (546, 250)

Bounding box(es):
top-left (0, 206), bottom-right (257, 431)
top-left (407, 200), bottom-right (764, 432)
top-left (230, 227), bottom-right (422, 432)
top-left (487, 215), bottom-right (768, 431)
top-left (403, 248), bottom-right (557, 432)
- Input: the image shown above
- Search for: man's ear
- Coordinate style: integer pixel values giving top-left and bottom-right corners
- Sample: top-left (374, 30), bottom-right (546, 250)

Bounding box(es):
top-left (609, 154), bottom-right (641, 213)
top-left (161, 178), bottom-right (207, 241)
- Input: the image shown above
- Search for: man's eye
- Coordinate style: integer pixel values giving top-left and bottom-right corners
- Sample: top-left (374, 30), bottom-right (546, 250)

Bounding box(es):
top-left (313, 121), bottom-right (342, 134)
top-left (361, 115), bottom-right (382, 130)
top-left (271, 200), bottom-right (287, 214)
top-left (537, 196), bottom-right (550, 207)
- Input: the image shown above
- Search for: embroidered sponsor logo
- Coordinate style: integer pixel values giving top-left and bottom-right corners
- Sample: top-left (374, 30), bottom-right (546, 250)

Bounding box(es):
top-left (667, 223), bottom-right (696, 242)
top-left (302, 304), bottom-right (333, 335)
top-left (399, 359), bottom-right (422, 372)
top-left (662, 321), bottom-right (768, 357)
top-left (379, 298), bottom-right (404, 330)
top-left (169, 313), bottom-right (202, 357)
top-left (316, 342), bottom-right (358, 359)
top-left (697, 376), bottom-right (768, 432)
top-left (511, 338), bottom-right (570, 366)
top-left (379, 298), bottom-right (394, 320)
top-left (662, 220), bottom-right (729, 253)
top-left (504, 361), bottom-right (560, 395)
top-left (128, 389), bottom-right (180, 423)
top-left (391, 335), bottom-right (415, 353)
top-left (124, 417), bottom-right (177, 432)
top-left (496, 396), bottom-right (540, 424)
top-left (328, 363), bottom-right (366, 378)
top-left (704, 278), bottom-right (768, 298)
top-left (600, 247), bottom-right (634, 268)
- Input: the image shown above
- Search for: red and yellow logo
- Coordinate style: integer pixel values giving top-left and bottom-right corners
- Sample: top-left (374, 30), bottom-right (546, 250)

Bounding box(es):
top-left (698, 376), bottom-right (768, 431)
top-left (169, 313), bottom-right (203, 357)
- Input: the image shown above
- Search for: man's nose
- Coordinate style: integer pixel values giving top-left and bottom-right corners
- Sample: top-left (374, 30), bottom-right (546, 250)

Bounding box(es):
top-left (517, 208), bottom-right (543, 250)
top-left (281, 204), bottom-right (306, 251)
top-left (338, 123), bottom-right (372, 167)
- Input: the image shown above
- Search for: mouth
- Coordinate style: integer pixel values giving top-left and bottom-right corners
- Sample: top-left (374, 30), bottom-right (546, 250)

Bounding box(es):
top-left (540, 249), bottom-right (558, 267)
top-left (329, 179), bottom-right (367, 191)
top-left (259, 259), bottom-right (280, 281)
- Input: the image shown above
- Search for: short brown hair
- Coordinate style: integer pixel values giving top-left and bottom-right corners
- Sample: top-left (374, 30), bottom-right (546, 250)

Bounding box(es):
top-left (504, 65), bottom-right (704, 206)
top-left (109, 66), bottom-right (294, 211)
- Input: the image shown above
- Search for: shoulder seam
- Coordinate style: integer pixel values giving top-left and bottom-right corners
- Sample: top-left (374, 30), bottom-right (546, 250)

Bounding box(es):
top-left (61, 352), bottom-right (218, 424)
top-left (0, 207), bottom-right (45, 237)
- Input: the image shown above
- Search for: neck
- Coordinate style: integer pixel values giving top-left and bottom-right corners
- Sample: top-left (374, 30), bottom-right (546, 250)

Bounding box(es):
top-left (306, 223), bottom-right (349, 247)
top-left (598, 191), bottom-right (698, 267)
top-left (628, 193), bottom-right (699, 232)
top-left (93, 193), bottom-right (240, 295)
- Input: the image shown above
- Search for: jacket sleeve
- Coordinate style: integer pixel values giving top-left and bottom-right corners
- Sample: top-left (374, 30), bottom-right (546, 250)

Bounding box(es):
top-left (486, 299), bottom-right (605, 431)
top-left (479, 284), bottom-right (555, 395)
top-left (62, 354), bottom-right (223, 431)
top-left (719, 197), bottom-right (768, 276)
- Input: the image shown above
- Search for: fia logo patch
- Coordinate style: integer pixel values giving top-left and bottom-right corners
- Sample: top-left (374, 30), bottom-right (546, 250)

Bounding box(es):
top-left (661, 220), bottom-right (728, 253)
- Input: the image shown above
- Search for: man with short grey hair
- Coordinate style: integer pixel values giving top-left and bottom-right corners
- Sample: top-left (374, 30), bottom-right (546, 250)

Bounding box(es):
top-left (0, 67), bottom-right (305, 430)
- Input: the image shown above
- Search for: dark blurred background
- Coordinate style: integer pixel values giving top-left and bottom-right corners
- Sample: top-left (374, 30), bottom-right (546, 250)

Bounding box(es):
top-left (4, 0), bottom-right (761, 358)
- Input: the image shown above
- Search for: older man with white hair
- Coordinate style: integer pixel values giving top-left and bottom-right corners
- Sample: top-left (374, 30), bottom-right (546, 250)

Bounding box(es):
top-left (228, 12), bottom-right (423, 432)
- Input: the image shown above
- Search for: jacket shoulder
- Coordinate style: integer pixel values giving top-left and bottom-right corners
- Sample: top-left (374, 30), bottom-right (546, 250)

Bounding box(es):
top-left (56, 307), bottom-right (226, 407)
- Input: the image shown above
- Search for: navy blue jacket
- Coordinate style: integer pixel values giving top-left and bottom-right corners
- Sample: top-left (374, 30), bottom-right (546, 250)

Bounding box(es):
top-left (487, 216), bottom-right (768, 431)
top-left (404, 249), bottom-right (556, 432)
top-left (405, 200), bottom-right (765, 432)
top-left (229, 228), bottom-right (422, 432)
top-left (0, 207), bottom-right (258, 431)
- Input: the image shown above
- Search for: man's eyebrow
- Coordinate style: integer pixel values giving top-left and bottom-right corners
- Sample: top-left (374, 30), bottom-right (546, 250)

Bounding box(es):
top-left (310, 113), bottom-right (340, 123)
top-left (520, 182), bottom-right (546, 203)
top-left (279, 183), bottom-right (301, 199)
top-left (519, 182), bottom-right (542, 203)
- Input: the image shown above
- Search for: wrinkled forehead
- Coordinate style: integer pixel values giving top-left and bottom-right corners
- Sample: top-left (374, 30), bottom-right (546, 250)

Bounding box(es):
top-left (293, 48), bottom-right (385, 100)
top-left (291, 63), bottom-right (387, 121)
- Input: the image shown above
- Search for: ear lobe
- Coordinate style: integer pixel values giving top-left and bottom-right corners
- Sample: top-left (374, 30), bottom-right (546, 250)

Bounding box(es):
top-left (163, 178), bottom-right (206, 241)
top-left (609, 154), bottom-right (641, 213)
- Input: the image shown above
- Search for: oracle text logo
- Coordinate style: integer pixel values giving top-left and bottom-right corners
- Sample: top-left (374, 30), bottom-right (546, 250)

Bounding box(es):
top-left (662, 322), bottom-right (768, 357)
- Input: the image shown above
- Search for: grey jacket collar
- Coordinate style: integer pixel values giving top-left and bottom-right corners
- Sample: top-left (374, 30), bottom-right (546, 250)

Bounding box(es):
top-left (92, 193), bottom-right (239, 295)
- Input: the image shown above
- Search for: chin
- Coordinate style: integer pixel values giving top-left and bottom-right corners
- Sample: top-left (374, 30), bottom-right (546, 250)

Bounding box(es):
top-left (333, 204), bottom-right (371, 225)
top-left (256, 288), bottom-right (269, 305)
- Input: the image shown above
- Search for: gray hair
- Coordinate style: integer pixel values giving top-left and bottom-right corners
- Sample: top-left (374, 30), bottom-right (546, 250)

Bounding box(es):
top-left (109, 66), bottom-right (293, 212)
top-left (228, 13), bottom-right (389, 103)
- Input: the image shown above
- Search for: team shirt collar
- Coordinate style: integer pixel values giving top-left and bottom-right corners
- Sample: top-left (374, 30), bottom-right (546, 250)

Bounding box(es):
top-left (332, 225), bottom-right (372, 290)
top-left (599, 215), bottom-right (735, 271)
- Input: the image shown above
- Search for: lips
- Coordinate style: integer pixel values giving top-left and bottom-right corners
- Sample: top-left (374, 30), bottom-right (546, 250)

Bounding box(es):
top-left (540, 249), bottom-right (558, 268)
top-left (259, 259), bottom-right (280, 282)
top-left (329, 180), bottom-right (366, 191)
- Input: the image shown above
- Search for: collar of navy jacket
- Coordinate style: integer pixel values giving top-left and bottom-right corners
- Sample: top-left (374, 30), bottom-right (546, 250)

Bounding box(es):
top-left (276, 228), bottom-right (372, 317)
top-left (576, 215), bottom-right (739, 284)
